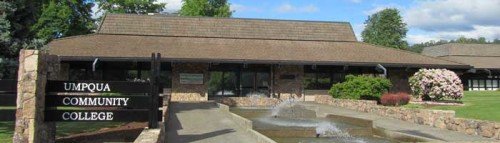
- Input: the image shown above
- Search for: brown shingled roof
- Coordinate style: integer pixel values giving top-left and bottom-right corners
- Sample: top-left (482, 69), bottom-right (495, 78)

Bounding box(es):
top-left (422, 43), bottom-right (500, 69)
top-left (48, 34), bottom-right (467, 68)
top-left (98, 14), bottom-right (357, 42)
top-left (47, 14), bottom-right (468, 68)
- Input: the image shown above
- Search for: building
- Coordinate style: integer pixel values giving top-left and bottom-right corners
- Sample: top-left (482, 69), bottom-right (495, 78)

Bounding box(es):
top-left (47, 14), bottom-right (469, 101)
top-left (423, 43), bottom-right (500, 91)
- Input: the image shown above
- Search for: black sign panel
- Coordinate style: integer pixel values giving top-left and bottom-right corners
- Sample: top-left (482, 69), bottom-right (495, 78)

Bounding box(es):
top-left (46, 81), bottom-right (150, 93)
top-left (0, 94), bottom-right (16, 106)
top-left (45, 95), bottom-right (163, 109)
top-left (0, 110), bottom-right (16, 121)
top-left (0, 80), bottom-right (16, 93)
top-left (45, 110), bottom-right (162, 122)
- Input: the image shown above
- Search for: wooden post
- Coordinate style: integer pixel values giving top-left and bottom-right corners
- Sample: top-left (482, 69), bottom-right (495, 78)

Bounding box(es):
top-left (149, 53), bottom-right (160, 128)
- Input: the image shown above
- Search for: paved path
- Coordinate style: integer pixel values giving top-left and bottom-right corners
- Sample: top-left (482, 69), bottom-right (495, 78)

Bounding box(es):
top-left (299, 102), bottom-right (496, 142)
top-left (166, 102), bottom-right (258, 143)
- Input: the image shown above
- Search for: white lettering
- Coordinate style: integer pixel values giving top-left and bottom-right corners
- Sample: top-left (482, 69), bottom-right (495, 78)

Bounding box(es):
top-left (122, 98), bottom-right (129, 106)
top-left (62, 82), bottom-right (112, 92)
top-left (61, 97), bottom-right (132, 107)
top-left (64, 83), bottom-right (71, 91)
top-left (61, 112), bottom-right (114, 121)
top-left (62, 97), bottom-right (71, 105)
top-left (62, 112), bottom-right (70, 120)
top-left (103, 84), bottom-right (110, 92)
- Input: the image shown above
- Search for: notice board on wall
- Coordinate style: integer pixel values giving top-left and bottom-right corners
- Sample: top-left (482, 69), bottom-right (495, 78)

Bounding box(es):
top-left (180, 73), bottom-right (204, 84)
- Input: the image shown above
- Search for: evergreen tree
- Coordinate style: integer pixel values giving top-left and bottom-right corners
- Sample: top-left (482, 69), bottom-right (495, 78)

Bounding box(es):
top-left (362, 8), bottom-right (408, 49)
top-left (96, 0), bottom-right (165, 14)
top-left (180, 0), bottom-right (232, 17)
top-left (31, 0), bottom-right (94, 42)
top-left (0, 0), bottom-right (43, 58)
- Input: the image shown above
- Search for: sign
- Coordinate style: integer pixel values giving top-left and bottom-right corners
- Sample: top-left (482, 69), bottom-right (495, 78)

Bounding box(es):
top-left (47, 81), bottom-right (150, 93)
top-left (45, 95), bottom-right (162, 109)
top-left (45, 110), bottom-right (162, 122)
top-left (44, 53), bottom-right (162, 126)
top-left (180, 73), bottom-right (204, 84)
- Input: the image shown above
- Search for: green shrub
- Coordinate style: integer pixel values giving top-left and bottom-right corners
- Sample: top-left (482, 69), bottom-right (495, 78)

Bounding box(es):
top-left (328, 75), bottom-right (392, 100)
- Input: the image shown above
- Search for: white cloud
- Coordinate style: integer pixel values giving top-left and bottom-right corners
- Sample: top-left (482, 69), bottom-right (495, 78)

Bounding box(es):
top-left (231, 3), bottom-right (262, 13)
top-left (155, 0), bottom-right (183, 13)
top-left (352, 23), bottom-right (365, 41)
top-left (91, 3), bottom-right (103, 19)
top-left (406, 34), bottom-right (440, 44)
top-left (363, 3), bottom-right (403, 15)
top-left (400, 0), bottom-right (500, 44)
top-left (404, 0), bottom-right (500, 32)
top-left (406, 25), bottom-right (500, 44)
top-left (275, 3), bottom-right (318, 13)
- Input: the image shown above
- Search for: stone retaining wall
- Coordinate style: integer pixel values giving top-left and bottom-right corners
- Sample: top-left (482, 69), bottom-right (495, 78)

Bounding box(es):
top-left (217, 103), bottom-right (277, 143)
top-left (134, 92), bottom-right (172, 143)
top-left (214, 97), bottom-right (280, 107)
top-left (314, 95), bottom-right (500, 140)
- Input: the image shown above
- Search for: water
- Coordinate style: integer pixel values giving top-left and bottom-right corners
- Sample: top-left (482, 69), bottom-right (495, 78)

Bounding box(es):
top-left (230, 99), bottom-right (397, 143)
top-left (246, 93), bottom-right (267, 107)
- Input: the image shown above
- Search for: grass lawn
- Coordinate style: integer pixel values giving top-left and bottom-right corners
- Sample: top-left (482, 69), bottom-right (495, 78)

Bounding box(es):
top-left (404, 91), bottom-right (500, 122)
top-left (0, 121), bottom-right (124, 143)
top-left (0, 121), bottom-right (14, 143)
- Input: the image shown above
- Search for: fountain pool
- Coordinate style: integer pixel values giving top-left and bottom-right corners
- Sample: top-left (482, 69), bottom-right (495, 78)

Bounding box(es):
top-left (229, 100), bottom-right (416, 143)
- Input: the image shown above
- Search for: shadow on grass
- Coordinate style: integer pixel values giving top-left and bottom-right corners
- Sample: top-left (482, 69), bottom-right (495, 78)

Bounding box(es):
top-left (57, 122), bottom-right (146, 143)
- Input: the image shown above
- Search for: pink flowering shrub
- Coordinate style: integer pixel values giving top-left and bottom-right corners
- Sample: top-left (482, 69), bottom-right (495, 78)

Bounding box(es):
top-left (409, 69), bottom-right (463, 100)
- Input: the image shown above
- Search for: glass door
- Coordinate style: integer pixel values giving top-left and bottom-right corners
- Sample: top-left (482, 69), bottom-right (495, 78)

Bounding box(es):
top-left (208, 71), bottom-right (238, 98)
top-left (239, 72), bottom-right (270, 96)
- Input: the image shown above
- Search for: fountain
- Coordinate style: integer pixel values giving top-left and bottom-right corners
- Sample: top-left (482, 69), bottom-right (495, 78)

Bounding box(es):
top-left (246, 93), bottom-right (267, 107)
top-left (230, 98), bottom-right (398, 143)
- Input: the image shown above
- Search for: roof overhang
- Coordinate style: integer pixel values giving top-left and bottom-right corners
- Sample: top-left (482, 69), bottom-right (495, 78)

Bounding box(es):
top-left (59, 56), bottom-right (472, 69)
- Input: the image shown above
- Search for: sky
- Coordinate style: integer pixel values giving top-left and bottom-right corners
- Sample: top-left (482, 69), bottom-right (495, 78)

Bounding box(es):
top-left (94, 0), bottom-right (500, 45)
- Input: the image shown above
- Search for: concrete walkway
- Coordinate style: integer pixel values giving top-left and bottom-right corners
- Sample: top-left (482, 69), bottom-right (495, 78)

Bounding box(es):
top-left (299, 102), bottom-right (496, 142)
top-left (166, 102), bottom-right (259, 143)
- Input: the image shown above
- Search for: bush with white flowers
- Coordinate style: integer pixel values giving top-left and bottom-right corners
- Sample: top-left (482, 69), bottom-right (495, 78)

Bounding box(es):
top-left (409, 69), bottom-right (463, 100)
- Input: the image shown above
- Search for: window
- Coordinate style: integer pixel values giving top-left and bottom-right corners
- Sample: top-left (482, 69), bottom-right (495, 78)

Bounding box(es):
top-left (304, 72), bottom-right (345, 90)
top-left (468, 78), bottom-right (500, 91)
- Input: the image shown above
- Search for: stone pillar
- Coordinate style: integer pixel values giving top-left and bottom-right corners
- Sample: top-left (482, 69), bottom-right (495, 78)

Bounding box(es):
top-left (171, 63), bottom-right (209, 101)
top-left (13, 50), bottom-right (58, 143)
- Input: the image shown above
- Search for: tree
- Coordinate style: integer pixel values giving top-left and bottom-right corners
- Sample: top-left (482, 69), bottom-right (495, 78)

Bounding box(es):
top-left (408, 36), bottom-right (500, 53)
top-left (0, 1), bottom-right (13, 49)
top-left (362, 8), bottom-right (408, 49)
top-left (0, 0), bottom-right (43, 58)
top-left (180, 0), bottom-right (232, 17)
top-left (96, 0), bottom-right (165, 14)
top-left (31, 0), bottom-right (94, 42)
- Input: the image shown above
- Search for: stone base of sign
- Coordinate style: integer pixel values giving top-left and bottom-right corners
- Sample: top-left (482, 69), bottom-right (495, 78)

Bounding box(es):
top-left (13, 50), bottom-right (60, 143)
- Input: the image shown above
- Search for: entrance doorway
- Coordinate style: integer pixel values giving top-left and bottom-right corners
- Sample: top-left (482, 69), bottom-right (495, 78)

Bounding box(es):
top-left (207, 64), bottom-right (270, 98)
top-left (240, 71), bottom-right (270, 96)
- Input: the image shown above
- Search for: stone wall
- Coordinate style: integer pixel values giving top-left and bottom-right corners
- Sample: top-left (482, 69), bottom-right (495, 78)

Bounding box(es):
top-left (314, 95), bottom-right (500, 140)
top-left (14, 50), bottom-right (60, 143)
top-left (214, 97), bottom-right (280, 107)
top-left (273, 65), bottom-right (303, 100)
top-left (171, 63), bottom-right (209, 101)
